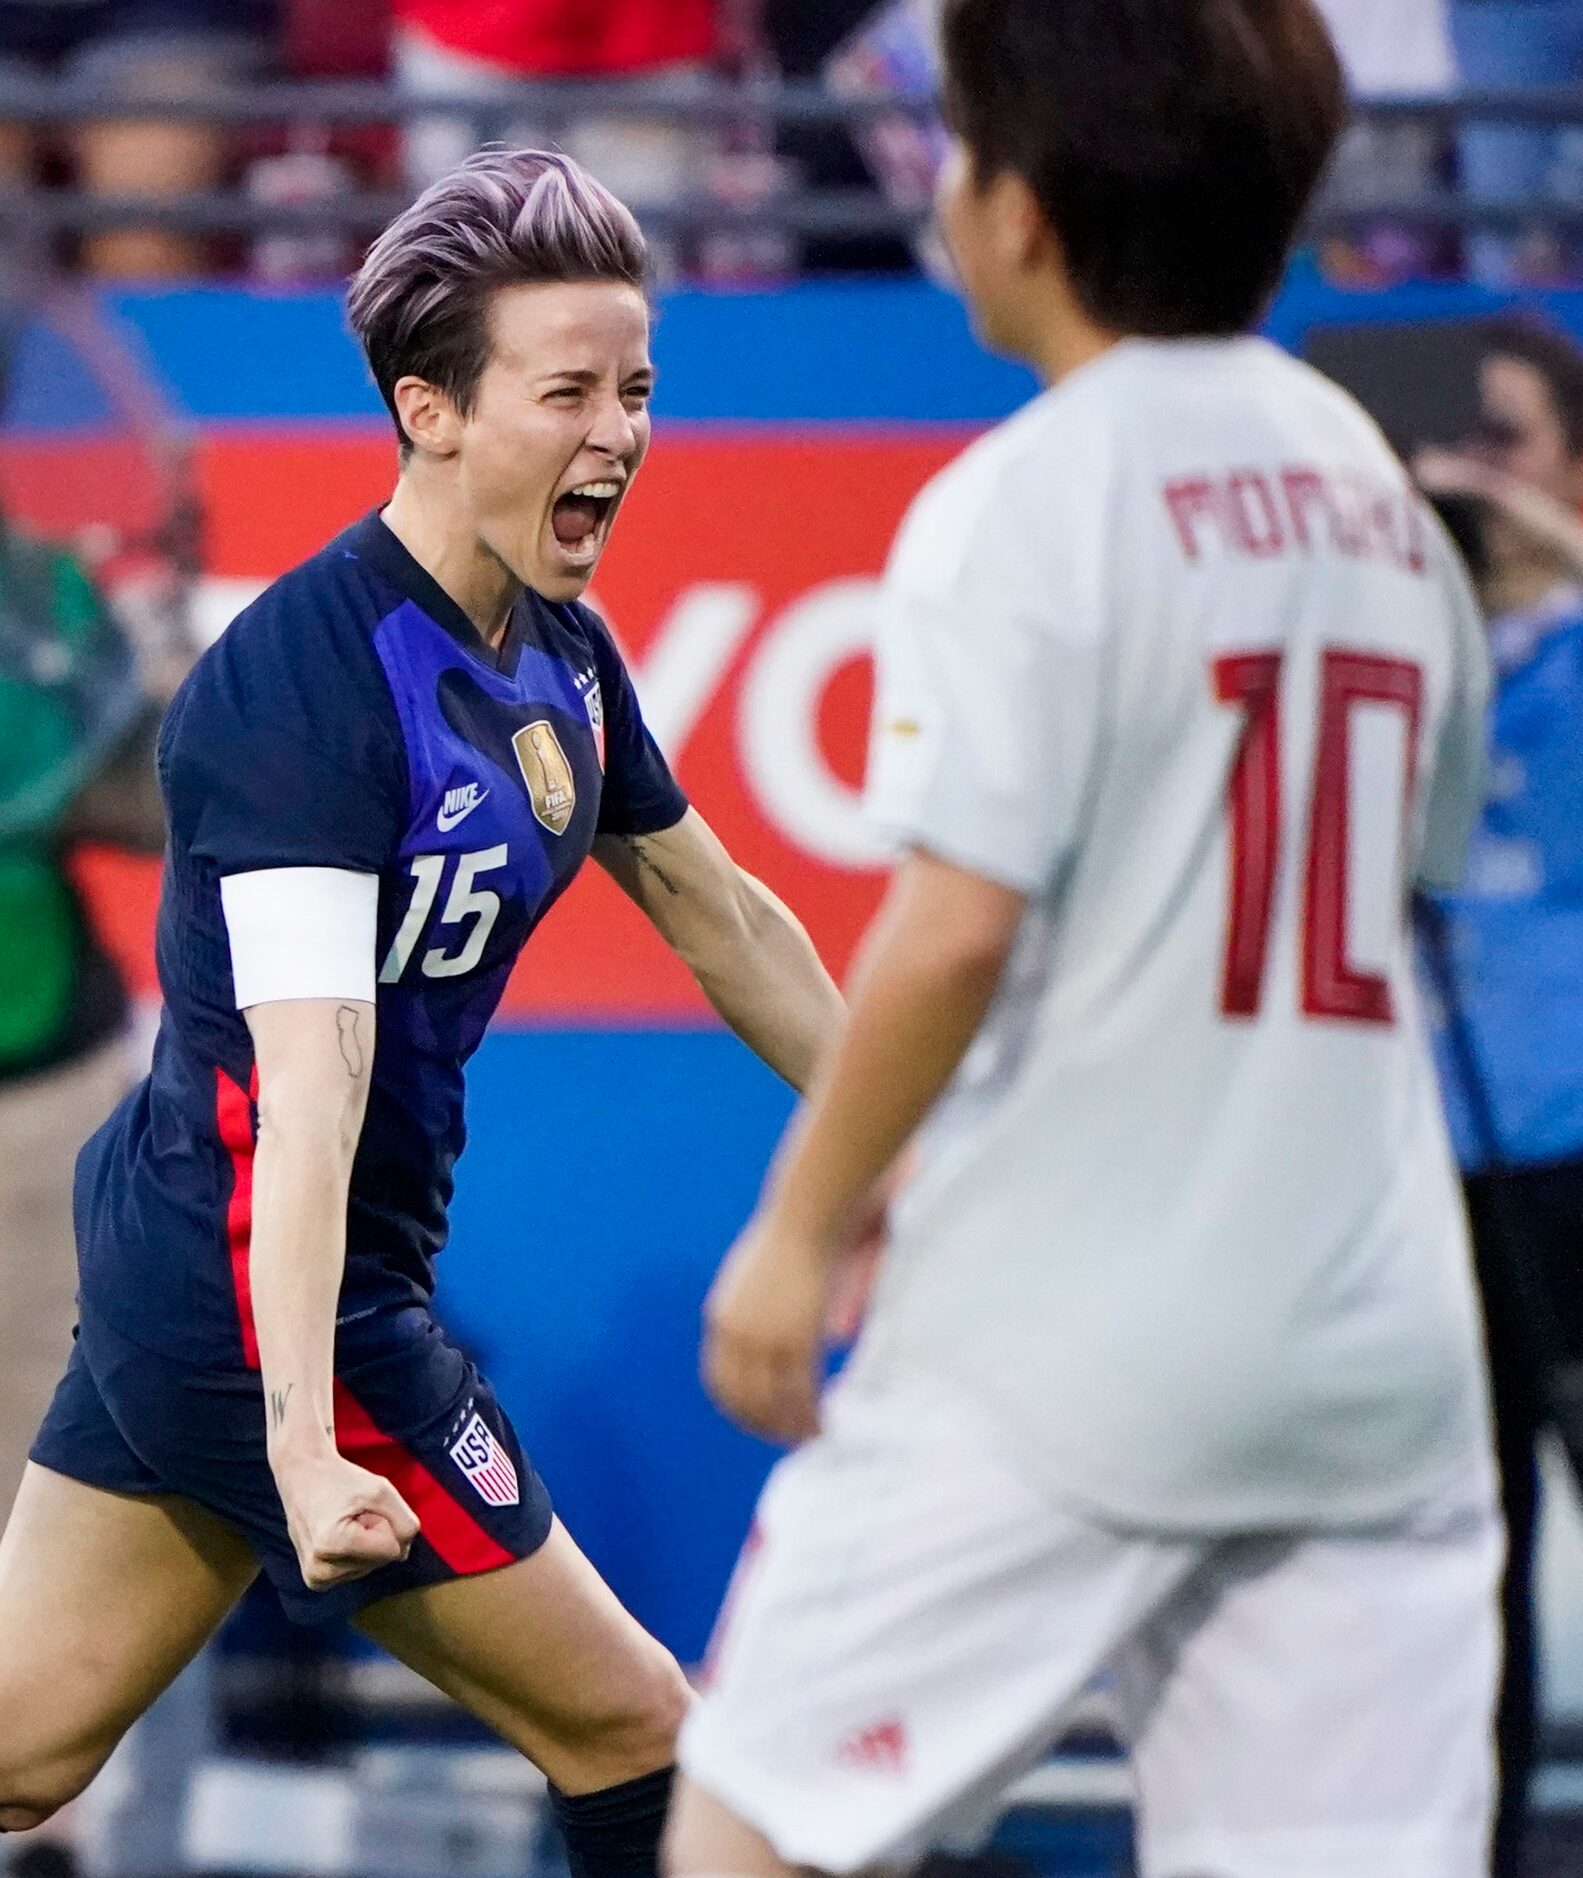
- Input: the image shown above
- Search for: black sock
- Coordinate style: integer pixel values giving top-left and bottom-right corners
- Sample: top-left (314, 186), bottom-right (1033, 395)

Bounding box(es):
top-left (548, 1765), bottom-right (674, 1878)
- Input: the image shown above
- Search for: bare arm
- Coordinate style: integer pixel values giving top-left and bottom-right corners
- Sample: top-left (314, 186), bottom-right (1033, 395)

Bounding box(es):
top-left (245, 996), bottom-right (418, 1589)
top-left (1415, 448), bottom-right (1583, 583)
top-left (595, 808), bottom-right (843, 1094)
top-left (703, 851), bottom-right (1025, 1441)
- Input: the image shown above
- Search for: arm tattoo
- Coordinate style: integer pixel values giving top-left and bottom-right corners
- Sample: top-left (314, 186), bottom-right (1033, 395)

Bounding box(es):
top-left (269, 1389), bottom-right (333, 1445)
top-left (336, 1004), bottom-right (366, 1078)
top-left (626, 836), bottom-right (682, 898)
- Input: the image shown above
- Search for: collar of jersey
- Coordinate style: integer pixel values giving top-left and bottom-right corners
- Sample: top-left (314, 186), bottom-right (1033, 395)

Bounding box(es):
top-left (344, 510), bottom-right (531, 680)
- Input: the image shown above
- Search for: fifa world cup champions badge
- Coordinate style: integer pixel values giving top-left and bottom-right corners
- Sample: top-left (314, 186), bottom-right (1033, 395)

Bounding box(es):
top-left (513, 720), bottom-right (577, 835)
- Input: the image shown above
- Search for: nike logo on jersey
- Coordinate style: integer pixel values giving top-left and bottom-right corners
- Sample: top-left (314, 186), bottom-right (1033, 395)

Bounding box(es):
top-left (437, 783), bottom-right (489, 831)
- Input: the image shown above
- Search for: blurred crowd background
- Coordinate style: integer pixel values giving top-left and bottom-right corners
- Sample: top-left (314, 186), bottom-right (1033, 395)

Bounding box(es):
top-left (8, 3), bottom-right (1583, 1878)
top-left (14, 0), bottom-right (1583, 288)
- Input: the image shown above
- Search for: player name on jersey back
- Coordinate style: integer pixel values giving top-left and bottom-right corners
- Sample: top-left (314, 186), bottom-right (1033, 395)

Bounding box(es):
top-left (1163, 463), bottom-right (1429, 573)
top-left (857, 336), bottom-right (1493, 1534)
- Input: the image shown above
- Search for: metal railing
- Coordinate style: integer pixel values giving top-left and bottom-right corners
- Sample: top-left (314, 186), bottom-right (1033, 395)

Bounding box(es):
top-left (0, 77), bottom-right (1574, 250)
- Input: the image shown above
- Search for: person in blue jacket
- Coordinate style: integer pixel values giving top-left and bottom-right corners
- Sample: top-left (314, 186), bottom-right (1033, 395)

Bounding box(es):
top-left (1418, 313), bottom-right (1583, 1878)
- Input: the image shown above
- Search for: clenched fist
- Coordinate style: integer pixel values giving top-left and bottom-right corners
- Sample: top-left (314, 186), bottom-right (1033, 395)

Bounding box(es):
top-left (273, 1450), bottom-right (420, 1591)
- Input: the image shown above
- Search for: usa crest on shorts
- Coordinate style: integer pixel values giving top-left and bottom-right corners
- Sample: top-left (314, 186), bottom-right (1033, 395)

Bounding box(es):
top-left (449, 1410), bottom-right (520, 1507)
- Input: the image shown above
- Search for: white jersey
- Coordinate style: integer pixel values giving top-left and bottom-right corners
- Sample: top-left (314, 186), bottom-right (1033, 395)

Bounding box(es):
top-left (860, 336), bottom-right (1493, 1531)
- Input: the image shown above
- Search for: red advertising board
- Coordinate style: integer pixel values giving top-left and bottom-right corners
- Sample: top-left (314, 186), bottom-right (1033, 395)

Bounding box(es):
top-left (58, 424), bottom-right (974, 1020)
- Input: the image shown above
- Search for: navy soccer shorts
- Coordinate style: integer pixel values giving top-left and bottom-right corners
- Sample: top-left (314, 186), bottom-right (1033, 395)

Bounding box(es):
top-left (31, 1303), bottom-right (554, 1626)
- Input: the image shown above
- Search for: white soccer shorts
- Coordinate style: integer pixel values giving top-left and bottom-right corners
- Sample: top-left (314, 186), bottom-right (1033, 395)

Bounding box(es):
top-left (679, 1379), bottom-right (1502, 1877)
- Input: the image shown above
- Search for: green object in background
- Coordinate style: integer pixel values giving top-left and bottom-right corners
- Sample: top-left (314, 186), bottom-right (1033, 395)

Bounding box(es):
top-left (0, 852), bottom-right (76, 1061)
top-left (0, 531), bottom-right (142, 1071)
top-left (0, 536), bottom-right (142, 845)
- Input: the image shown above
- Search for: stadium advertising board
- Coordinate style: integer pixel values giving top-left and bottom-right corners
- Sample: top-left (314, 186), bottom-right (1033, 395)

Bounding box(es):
top-left (19, 269), bottom-right (1583, 1029)
top-left (48, 425), bottom-right (967, 1015)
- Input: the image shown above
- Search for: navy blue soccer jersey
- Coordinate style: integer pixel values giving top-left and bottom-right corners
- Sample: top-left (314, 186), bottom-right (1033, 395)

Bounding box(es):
top-left (75, 512), bottom-right (688, 1369)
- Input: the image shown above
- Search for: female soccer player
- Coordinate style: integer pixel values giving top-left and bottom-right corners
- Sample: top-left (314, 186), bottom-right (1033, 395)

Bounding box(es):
top-left (0, 149), bottom-right (843, 1878)
top-left (669, 2), bottom-right (1500, 1876)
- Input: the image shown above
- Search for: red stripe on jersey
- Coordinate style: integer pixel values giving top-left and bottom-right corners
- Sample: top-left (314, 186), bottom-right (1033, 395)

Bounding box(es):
top-left (1302, 650), bottom-right (1423, 1026)
top-left (1213, 652), bottom-right (1284, 1019)
top-left (216, 1065), bottom-right (261, 1370)
top-left (332, 1382), bottom-right (516, 1577)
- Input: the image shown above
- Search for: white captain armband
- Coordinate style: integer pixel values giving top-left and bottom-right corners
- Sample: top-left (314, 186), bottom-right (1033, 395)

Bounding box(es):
top-left (220, 868), bottom-right (380, 1010)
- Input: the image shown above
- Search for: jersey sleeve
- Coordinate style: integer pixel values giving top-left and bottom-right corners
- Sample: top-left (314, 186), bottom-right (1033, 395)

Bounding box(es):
top-left (864, 449), bottom-right (1104, 895)
top-left (162, 574), bottom-right (409, 876)
top-left (584, 611), bottom-right (689, 837)
top-left (1416, 520), bottom-right (1491, 892)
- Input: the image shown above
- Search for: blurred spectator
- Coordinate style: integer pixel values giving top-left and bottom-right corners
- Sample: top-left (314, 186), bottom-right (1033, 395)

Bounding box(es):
top-left (1312, 0), bottom-right (1459, 280)
top-left (823, 1), bottom-right (949, 280)
top-left (0, 520), bottom-right (167, 1525)
top-left (283, 0), bottom-right (388, 81)
top-left (1, 505), bottom-right (201, 1877)
top-left (0, 0), bottom-right (279, 278)
top-left (1415, 315), bottom-right (1583, 1878)
top-left (1452, 0), bottom-right (1583, 281)
top-left (764, 0), bottom-right (913, 274)
top-left (1315, 0), bottom-right (1459, 88)
top-left (393, 0), bottom-right (728, 255)
top-left (242, 0), bottom-right (390, 287)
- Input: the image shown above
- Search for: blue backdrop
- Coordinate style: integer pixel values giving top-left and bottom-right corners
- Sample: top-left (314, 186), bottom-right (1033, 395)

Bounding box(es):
top-left (437, 1030), bottom-right (794, 1664)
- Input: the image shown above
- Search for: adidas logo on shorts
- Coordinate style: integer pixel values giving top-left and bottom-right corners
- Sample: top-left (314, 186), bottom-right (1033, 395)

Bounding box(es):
top-left (836, 1716), bottom-right (908, 1775)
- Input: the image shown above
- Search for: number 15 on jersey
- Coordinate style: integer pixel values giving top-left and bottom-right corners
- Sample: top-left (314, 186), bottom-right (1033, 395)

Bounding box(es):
top-left (380, 845), bottom-right (509, 984)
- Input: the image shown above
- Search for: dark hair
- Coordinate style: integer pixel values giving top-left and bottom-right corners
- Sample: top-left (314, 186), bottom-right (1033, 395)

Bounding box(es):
top-left (939, 0), bottom-right (1345, 338)
top-left (346, 149), bottom-right (648, 454)
top-left (1481, 315), bottom-right (1583, 457)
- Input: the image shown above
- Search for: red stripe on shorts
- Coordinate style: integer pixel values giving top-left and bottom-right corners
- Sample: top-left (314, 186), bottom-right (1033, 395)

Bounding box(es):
top-left (332, 1382), bottom-right (516, 1577)
top-left (216, 1065), bottom-right (261, 1370)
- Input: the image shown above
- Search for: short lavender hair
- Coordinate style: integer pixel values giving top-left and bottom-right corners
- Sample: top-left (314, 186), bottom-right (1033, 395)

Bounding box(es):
top-left (347, 149), bottom-right (649, 452)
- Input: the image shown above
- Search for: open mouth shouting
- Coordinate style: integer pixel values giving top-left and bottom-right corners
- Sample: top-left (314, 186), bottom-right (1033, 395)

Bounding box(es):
top-left (549, 478), bottom-right (624, 574)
